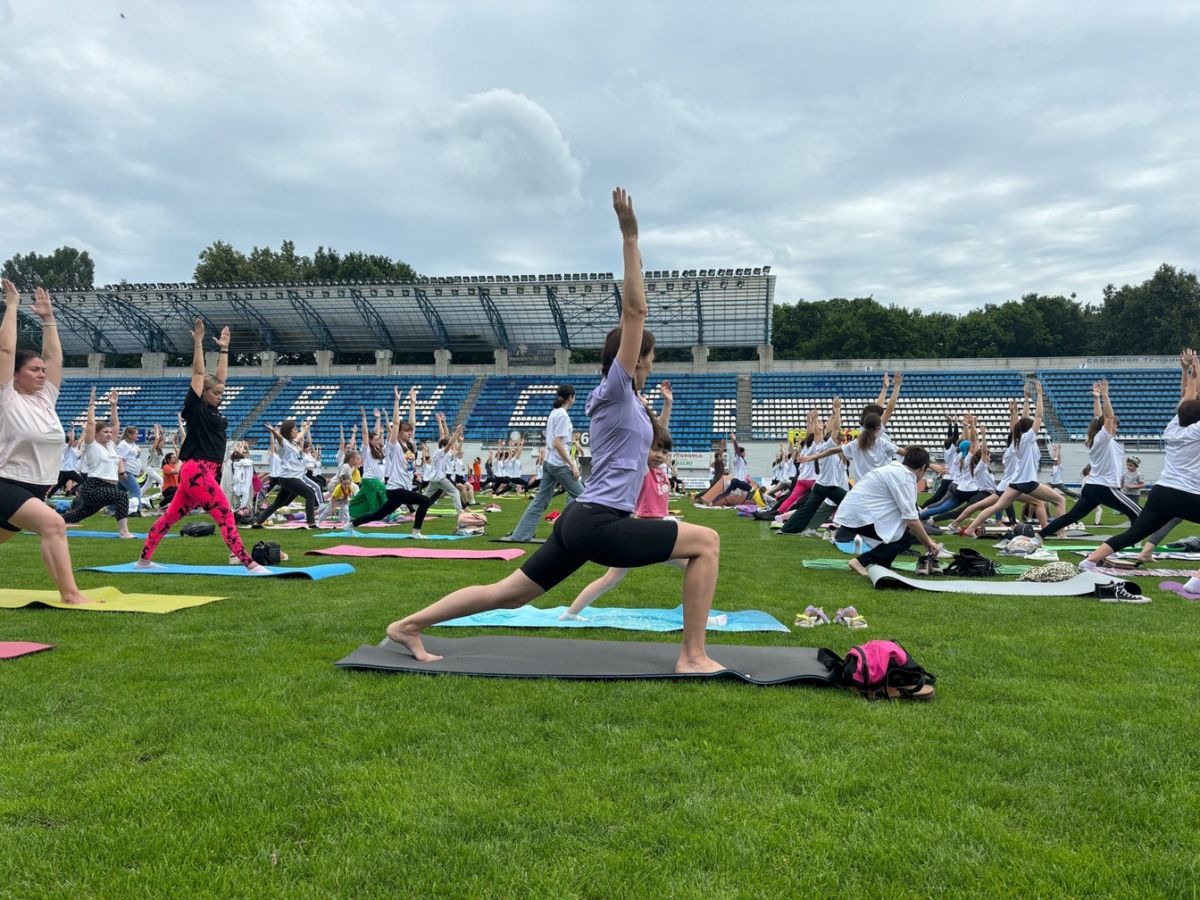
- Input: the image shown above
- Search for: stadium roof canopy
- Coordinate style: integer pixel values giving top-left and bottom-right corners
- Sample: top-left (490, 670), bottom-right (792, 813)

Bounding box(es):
top-left (25, 269), bottom-right (774, 355)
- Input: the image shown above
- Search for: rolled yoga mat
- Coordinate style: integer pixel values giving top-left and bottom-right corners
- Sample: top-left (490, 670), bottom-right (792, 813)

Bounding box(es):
top-left (0, 642), bottom-right (54, 659)
top-left (337, 635), bottom-right (839, 685)
top-left (866, 565), bottom-right (1117, 596)
top-left (0, 585), bottom-right (227, 614)
top-left (314, 529), bottom-right (469, 541)
top-left (306, 545), bottom-right (524, 561)
top-left (434, 604), bottom-right (790, 633)
top-left (83, 562), bottom-right (355, 580)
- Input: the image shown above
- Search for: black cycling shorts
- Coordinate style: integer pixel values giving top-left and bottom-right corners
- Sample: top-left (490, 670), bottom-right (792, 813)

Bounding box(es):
top-left (0, 477), bottom-right (52, 531)
top-left (520, 501), bottom-right (679, 591)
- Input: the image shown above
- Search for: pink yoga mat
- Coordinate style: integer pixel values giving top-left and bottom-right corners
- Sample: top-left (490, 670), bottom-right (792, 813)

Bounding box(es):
top-left (0, 641), bottom-right (54, 660)
top-left (306, 544), bottom-right (525, 561)
top-left (1160, 581), bottom-right (1200, 601)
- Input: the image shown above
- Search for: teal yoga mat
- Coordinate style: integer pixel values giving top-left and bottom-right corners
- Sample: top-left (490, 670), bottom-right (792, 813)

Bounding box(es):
top-left (436, 605), bottom-right (790, 633)
top-left (24, 530), bottom-right (176, 540)
top-left (83, 562), bottom-right (355, 580)
top-left (315, 529), bottom-right (469, 541)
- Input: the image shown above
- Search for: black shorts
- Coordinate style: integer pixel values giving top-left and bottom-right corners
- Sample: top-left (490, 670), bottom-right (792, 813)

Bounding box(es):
top-left (1009, 481), bottom-right (1040, 495)
top-left (0, 477), bottom-right (52, 531)
top-left (520, 501), bottom-right (679, 591)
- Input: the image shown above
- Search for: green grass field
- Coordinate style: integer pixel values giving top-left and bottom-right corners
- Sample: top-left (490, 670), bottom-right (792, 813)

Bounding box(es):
top-left (2, 498), bottom-right (1199, 897)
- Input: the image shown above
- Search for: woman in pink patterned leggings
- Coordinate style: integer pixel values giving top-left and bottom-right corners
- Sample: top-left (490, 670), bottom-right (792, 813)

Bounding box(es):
top-left (137, 320), bottom-right (269, 574)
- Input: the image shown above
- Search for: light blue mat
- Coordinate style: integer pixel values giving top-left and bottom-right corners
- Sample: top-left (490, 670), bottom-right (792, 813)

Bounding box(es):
top-left (436, 604), bottom-right (790, 633)
top-left (82, 562), bottom-right (355, 580)
top-left (315, 529), bottom-right (469, 542)
top-left (25, 530), bottom-right (177, 540)
top-left (835, 538), bottom-right (880, 554)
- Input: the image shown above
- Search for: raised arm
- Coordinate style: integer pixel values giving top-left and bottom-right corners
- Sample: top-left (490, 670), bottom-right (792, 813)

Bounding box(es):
top-left (875, 373), bottom-right (889, 408)
top-left (1032, 379), bottom-right (1044, 434)
top-left (1099, 380), bottom-right (1116, 435)
top-left (612, 187), bottom-right (647, 376)
top-left (82, 386), bottom-right (98, 444)
top-left (388, 386), bottom-right (403, 445)
top-left (31, 287), bottom-right (63, 387)
top-left (360, 407), bottom-right (370, 454)
top-left (108, 390), bottom-right (120, 438)
top-left (1009, 399), bottom-right (1019, 432)
top-left (338, 425), bottom-right (347, 459)
top-left (1022, 382), bottom-right (1031, 420)
top-left (1181, 349), bottom-right (1199, 402)
top-left (190, 319), bottom-right (207, 397)
top-left (883, 371), bottom-right (902, 424)
top-left (658, 380), bottom-right (673, 428)
top-left (408, 386), bottom-right (418, 428)
top-left (0, 278), bottom-right (18, 384)
top-left (213, 325), bottom-right (230, 383)
top-left (825, 397), bottom-right (842, 441)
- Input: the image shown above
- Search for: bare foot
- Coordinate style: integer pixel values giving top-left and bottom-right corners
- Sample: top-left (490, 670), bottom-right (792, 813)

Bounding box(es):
top-left (675, 654), bottom-right (726, 675)
top-left (61, 593), bottom-right (93, 605)
top-left (848, 559), bottom-right (869, 578)
top-left (118, 531), bottom-right (136, 539)
top-left (386, 621), bottom-right (443, 662)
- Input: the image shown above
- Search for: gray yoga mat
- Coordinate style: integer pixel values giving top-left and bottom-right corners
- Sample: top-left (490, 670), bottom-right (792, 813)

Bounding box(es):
top-left (336, 635), bottom-right (840, 685)
top-left (866, 565), bottom-right (1117, 596)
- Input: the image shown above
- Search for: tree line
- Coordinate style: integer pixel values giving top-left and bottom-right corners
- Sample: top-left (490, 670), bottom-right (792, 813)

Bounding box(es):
top-left (3, 243), bottom-right (1197, 358)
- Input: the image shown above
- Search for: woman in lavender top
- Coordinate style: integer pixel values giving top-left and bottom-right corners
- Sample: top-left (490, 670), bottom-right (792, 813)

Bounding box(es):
top-left (387, 188), bottom-right (724, 674)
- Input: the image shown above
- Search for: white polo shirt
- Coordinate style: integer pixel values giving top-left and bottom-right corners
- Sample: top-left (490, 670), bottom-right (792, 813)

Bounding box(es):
top-left (834, 463), bottom-right (920, 543)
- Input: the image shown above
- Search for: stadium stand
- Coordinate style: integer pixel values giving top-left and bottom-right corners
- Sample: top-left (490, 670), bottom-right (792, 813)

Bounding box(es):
top-left (750, 371), bottom-right (1044, 449)
top-left (251, 376), bottom-right (476, 452)
top-left (56, 376), bottom-right (276, 439)
top-left (1038, 369), bottom-right (1179, 441)
top-left (465, 374), bottom-right (737, 451)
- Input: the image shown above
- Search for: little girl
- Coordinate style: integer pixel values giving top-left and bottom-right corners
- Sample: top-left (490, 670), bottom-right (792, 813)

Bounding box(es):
top-left (559, 419), bottom-right (686, 620)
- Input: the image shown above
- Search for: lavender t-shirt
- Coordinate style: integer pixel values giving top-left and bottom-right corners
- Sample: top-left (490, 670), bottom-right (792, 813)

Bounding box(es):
top-left (577, 362), bottom-right (653, 512)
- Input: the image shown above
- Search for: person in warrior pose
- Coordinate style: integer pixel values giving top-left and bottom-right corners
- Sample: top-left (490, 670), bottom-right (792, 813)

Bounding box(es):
top-left (385, 188), bottom-right (724, 673)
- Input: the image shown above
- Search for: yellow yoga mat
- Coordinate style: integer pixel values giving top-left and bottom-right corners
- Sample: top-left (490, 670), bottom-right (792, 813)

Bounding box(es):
top-left (0, 586), bottom-right (228, 614)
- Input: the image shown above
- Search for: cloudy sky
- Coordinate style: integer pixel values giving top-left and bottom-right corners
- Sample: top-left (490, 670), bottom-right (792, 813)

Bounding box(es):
top-left (1, 0), bottom-right (1197, 311)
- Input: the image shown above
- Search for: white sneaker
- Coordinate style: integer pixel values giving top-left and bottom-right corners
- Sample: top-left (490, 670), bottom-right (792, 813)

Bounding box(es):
top-left (246, 563), bottom-right (274, 576)
top-left (134, 559), bottom-right (166, 571)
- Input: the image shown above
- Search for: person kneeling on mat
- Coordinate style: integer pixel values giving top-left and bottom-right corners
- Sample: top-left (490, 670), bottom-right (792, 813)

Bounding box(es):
top-left (833, 446), bottom-right (943, 578)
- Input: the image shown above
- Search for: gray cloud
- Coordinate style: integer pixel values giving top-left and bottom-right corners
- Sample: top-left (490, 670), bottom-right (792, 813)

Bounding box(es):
top-left (0, 0), bottom-right (1197, 313)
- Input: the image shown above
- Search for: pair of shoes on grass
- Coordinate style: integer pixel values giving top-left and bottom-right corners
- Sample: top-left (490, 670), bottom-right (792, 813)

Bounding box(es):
top-left (795, 605), bottom-right (868, 629)
top-left (915, 554), bottom-right (943, 576)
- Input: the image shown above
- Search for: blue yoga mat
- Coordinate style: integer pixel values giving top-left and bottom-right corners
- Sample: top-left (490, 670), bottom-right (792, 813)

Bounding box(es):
top-left (82, 562), bottom-right (355, 580)
top-left (315, 529), bottom-right (469, 542)
top-left (835, 538), bottom-right (880, 555)
top-left (436, 604), bottom-right (790, 633)
top-left (25, 530), bottom-right (177, 540)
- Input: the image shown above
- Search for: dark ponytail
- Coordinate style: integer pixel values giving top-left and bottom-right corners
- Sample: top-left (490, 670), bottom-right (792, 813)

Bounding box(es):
top-left (858, 412), bottom-right (881, 452)
top-left (553, 385), bottom-right (576, 408)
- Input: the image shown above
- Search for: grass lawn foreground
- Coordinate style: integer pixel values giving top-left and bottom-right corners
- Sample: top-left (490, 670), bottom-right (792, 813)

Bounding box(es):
top-left (2, 500), bottom-right (1199, 897)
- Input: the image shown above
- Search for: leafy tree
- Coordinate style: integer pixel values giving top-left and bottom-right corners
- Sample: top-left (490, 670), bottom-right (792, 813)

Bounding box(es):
top-left (192, 240), bottom-right (418, 285)
top-left (2, 246), bottom-right (95, 289)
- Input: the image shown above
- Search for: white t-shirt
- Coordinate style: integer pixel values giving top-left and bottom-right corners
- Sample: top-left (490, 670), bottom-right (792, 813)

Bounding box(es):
top-left (731, 453), bottom-right (748, 481)
top-left (794, 448), bottom-right (816, 481)
top-left (1158, 416), bottom-right (1200, 493)
top-left (813, 439), bottom-right (848, 490)
top-left (842, 435), bottom-right (898, 480)
top-left (268, 451), bottom-right (281, 478)
top-left (974, 459), bottom-right (998, 493)
top-left (361, 447), bottom-right (385, 480)
top-left (834, 464), bottom-right (920, 544)
top-left (955, 454), bottom-right (980, 492)
top-left (1010, 430), bottom-right (1040, 485)
top-left (430, 448), bottom-right (450, 481)
top-left (62, 443), bottom-right (82, 473)
top-left (117, 440), bottom-right (143, 476)
top-left (545, 407), bottom-right (574, 466)
top-left (83, 439), bottom-right (120, 482)
top-left (384, 442), bottom-right (414, 491)
top-left (1050, 463), bottom-right (1063, 483)
top-left (997, 444), bottom-right (1018, 491)
top-left (232, 458), bottom-right (254, 496)
top-left (944, 451), bottom-right (962, 483)
top-left (783, 458), bottom-right (797, 480)
top-left (0, 380), bottom-right (65, 485)
top-left (1086, 429), bottom-right (1123, 489)
top-left (277, 440), bottom-right (307, 478)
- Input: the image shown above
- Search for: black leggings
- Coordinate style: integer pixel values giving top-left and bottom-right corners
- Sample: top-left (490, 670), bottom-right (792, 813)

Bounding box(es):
top-left (62, 478), bottom-right (128, 523)
top-left (1040, 483), bottom-right (1141, 538)
top-left (922, 477), bottom-right (953, 510)
top-left (52, 469), bottom-right (83, 495)
top-left (255, 476), bottom-right (319, 526)
top-left (712, 478), bottom-right (752, 504)
top-left (352, 487), bottom-right (432, 529)
top-left (1103, 485), bottom-right (1200, 554)
top-left (781, 483), bottom-right (847, 534)
top-left (835, 523), bottom-right (917, 569)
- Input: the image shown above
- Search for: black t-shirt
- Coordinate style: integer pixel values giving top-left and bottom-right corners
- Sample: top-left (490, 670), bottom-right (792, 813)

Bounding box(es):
top-left (179, 387), bottom-right (228, 463)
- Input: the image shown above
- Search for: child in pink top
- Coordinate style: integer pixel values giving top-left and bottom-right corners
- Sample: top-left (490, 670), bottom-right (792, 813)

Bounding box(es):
top-left (561, 425), bottom-right (686, 619)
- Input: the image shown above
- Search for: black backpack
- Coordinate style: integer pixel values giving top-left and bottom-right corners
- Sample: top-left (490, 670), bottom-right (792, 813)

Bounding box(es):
top-left (181, 522), bottom-right (215, 537)
top-left (943, 547), bottom-right (997, 577)
top-left (251, 541), bottom-right (282, 566)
